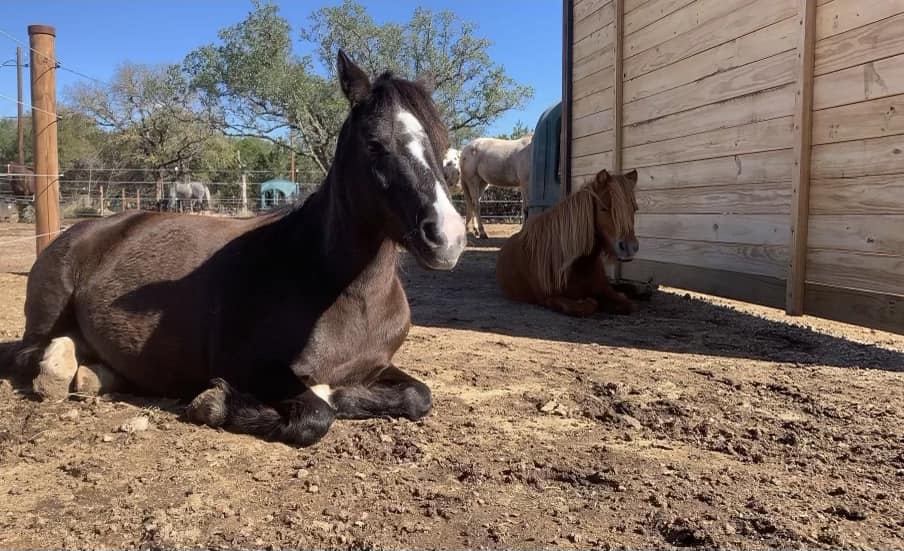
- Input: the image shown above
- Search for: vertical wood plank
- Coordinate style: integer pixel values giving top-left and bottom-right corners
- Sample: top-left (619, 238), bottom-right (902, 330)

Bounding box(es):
top-left (563, 0), bottom-right (575, 195)
top-left (613, 0), bottom-right (626, 281)
top-left (786, 0), bottom-right (817, 315)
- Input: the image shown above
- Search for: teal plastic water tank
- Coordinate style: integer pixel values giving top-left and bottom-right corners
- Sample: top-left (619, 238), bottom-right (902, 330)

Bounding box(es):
top-left (527, 101), bottom-right (562, 218)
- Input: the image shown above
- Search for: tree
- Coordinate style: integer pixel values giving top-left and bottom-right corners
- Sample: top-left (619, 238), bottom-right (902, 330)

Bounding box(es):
top-left (67, 62), bottom-right (219, 198)
top-left (185, 1), bottom-right (533, 175)
top-left (494, 120), bottom-right (531, 141)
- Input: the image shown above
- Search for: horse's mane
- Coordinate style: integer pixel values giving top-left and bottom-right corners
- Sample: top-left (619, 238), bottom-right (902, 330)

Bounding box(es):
top-left (518, 172), bottom-right (634, 295)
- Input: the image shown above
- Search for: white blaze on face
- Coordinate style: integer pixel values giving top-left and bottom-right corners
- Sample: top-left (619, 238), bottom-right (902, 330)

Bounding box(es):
top-left (396, 110), bottom-right (430, 170)
top-left (433, 180), bottom-right (466, 247)
top-left (396, 109), bottom-right (466, 251)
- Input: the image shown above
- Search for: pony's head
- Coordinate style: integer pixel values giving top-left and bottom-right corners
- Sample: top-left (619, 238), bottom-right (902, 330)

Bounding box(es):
top-left (333, 50), bottom-right (466, 271)
top-left (586, 169), bottom-right (639, 262)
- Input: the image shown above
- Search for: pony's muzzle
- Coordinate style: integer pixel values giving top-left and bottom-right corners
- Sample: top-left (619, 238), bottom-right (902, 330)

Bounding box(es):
top-left (615, 238), bottom-right (639, 262)
top-left (418, 211), bottom-right (466, 270)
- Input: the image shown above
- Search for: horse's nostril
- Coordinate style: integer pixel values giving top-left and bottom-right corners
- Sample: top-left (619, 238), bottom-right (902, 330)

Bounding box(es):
top-left (420, 219), bottom-right (443, 248)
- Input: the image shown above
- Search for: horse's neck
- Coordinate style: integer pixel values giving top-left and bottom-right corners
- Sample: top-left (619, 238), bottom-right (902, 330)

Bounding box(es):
top-left (282, 171), bottom-right (398, 292)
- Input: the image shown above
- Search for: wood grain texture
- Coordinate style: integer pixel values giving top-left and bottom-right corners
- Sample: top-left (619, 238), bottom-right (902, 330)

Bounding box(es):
top-left (636, 213), bottom-right (789, 244)
top-left (815, 12), bottom-right (904, 76)
top-left (573, 108), bottom-right (614, 138)
top-left (810, 175), bottom-right (904, 214)
top-left (625, 51), bottom-right (796, 125)
top-left (812, 94), bottom-right (904, 145)
top-left (575, 0), bottom-right (616, 42)
top-left (624, 0), bottom-right (695, 36)
top-left (804, 283), bottom-right (903, 335)
top-left (808, 214), bottom-right (904, 254)
top-left (624, 16), bottom-right (797, 103)
top-left (813, 53), bottom-right (904, 110)
top-left (624, 116), bottom-right (794, 168)
top-left (811, 135), bottom-right (904, 179)
top-left (573, 130), bottom-right (615, 157)
top-left (573, 86), bottom-right (616, 120)
top-left (573, 51), bottom-right (615, 84)
top-left (625, 85), bottom-right (794, 147)
top-left (635, 237), bottom-right (789, 278)
top-left (572, 150), bottom-right (614, 176)
top-left (575, 0), bottom-right (613, 22)
top-left (807, 248), bottom-right (904, 296)
top-left (624, 0), bottom-right (755, 58)
top-left (624, 0), bottom-right (797, 80)
top-left (636, 182), bottom-right (792, 214)
top-left (635, 150), bottom-right (794, 190)
top-left (621, 259), bottom-right (787, 308)
top-left (574, 22), bottom-right (615, 62)
top-left (625, 0), bottom-right (653, 13)
top-left (787, 0), bottom-right (816, 315)
top-left (816, 0), bottom-right (904, 40)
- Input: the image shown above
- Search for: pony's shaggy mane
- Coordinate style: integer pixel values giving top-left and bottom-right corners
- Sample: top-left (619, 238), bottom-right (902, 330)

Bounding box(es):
top-left (518, 172), bottom-right (635, 295)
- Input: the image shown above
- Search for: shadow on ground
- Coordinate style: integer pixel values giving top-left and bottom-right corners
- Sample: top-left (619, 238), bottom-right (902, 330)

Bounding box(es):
top-left (401, 249), bottom-right (904, 372)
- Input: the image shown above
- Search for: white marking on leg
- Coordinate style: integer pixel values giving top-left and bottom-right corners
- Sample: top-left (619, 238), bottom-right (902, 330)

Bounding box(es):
top-left (310, 384), bottom-right (334, 408)
top-left (433, 180), bottom-right (466, 246)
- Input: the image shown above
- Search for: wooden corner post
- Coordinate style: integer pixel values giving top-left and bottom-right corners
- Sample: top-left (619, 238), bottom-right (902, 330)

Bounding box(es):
top-left (29, 24), bottom-right (61, 256)
top-left (786, 0), bottom-right (817, 315)
top-left (613, 0), bottom-right (625, 282)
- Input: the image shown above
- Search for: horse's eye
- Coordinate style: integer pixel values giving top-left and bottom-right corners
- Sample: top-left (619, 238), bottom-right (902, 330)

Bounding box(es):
top-left (367, 140), bottom-right (387, 157)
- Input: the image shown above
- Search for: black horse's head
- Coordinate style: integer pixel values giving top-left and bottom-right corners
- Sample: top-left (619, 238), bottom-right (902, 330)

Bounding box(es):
top-left (333, 50), bottom-right (466, 271)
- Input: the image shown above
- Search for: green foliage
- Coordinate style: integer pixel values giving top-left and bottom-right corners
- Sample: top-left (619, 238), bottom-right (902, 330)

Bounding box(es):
top-left (494, 120), bottom-right (532, 141)
top-left (184, 0), bottom-right (534, 172)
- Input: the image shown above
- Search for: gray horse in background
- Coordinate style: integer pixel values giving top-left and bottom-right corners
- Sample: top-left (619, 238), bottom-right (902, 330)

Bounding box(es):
top-left (170, 181), bottom-right (212, 213)
top-left (459, 135), bottom-right (533, 239)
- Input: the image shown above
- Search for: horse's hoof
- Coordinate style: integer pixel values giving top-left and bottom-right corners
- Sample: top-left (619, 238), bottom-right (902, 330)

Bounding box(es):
top-left (33, 337), bottom-right (78, 401)
top-left (186, 386), bottom-right (228, 428)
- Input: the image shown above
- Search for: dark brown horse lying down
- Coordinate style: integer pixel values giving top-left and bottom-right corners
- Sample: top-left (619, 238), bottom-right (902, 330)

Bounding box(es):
top-left (12, 51), bottom-right (467, 446)
top-left (495, 169), bottom-right (639, 317)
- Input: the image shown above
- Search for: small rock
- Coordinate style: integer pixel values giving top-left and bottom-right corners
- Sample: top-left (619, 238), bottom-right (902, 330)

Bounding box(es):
top-left (354, 472), bottom-right (366, 480)
top-left (621, 414), bottom-right (643, 429)
top-left (61, 409), bottom-right (79, 420)
top-left (101, 434), bottom-right (114, 442)
top-left (312, 520), bottom-right (333, 532)
top-left (540, 400), bottom-right (557, 413)
top-left (379, 434), bottom-right (393, 443)
top-left (118, 416), bottom-right (150, 433)
top-left (308, 484), bottom-right (320, 494)
top-left (295, 469), bottom-right (310, 478)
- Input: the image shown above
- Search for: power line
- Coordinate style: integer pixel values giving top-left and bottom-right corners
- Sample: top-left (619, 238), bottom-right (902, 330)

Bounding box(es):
top-left (0, 27), bottom-right (107, 86)
top-left (0, 92), bottom-right (59, 119)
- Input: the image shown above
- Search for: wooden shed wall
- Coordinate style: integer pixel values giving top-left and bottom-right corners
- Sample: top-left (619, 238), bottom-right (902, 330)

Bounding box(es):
top-left (567, 0), bottom-right (904, 333)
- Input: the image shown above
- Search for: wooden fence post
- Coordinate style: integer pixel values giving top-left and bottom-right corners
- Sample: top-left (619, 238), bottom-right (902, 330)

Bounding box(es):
top-left (786, 0), bottom-right (817, 315)
top-left (29, 25), bottom-right (60, 256)
top-left (121, 188), bottom-right (126, 211)
top-left (241, 172), bottom-right (248, 217)
top-left (136, 188), bottom-right (141, 210)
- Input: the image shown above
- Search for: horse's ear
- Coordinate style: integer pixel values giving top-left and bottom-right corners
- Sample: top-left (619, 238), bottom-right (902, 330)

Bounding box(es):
top-left (416, 72), bottom-right (436, 94)
top-left (623, 169), bottom-right (638, 186)
top-left (337, 49), bottom-right (371, 107)
top-left (596, 169), bottom-right (610, 184)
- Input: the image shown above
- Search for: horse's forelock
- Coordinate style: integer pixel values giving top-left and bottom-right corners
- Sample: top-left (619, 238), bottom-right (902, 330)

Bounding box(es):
top-left (605, 175), bottom-right (637, 238)
top-left (373, 74), bottom-right (449, 161)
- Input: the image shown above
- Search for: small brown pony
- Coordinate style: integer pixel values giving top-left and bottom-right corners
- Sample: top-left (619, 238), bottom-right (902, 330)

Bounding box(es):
top-left (495, 168), bottom-right (639, 317)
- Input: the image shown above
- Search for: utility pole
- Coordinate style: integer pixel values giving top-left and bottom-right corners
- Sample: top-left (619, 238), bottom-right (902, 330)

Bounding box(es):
top-left (29, 25), bottom-right (60, 256)
top-left (16, 46), bottom-right (24, 165)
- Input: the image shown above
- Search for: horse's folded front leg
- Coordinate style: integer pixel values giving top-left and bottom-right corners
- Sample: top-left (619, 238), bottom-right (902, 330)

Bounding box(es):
top-left (541, 295), bottom-right (598, 317)
top-left (186, 378), bottom-right (335, 447)
top-left (332, 365), bottom-right (432, 421)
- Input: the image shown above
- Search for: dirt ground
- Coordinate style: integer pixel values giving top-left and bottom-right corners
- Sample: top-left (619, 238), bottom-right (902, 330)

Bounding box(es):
top-left (0, 220), bottom-right (903, 550)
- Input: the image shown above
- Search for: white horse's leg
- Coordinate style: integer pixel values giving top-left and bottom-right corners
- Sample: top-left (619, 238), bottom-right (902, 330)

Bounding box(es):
top-left (472, 179), bottom-right (489, 239)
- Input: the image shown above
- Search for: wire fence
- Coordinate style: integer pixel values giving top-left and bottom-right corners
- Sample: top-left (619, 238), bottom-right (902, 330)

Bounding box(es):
top-left (0, 170), bottom-right (525, 223)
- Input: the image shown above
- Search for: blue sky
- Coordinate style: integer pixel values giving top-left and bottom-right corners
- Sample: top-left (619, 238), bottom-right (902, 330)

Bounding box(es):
top-left (0, 1), bottom-right (562, 136)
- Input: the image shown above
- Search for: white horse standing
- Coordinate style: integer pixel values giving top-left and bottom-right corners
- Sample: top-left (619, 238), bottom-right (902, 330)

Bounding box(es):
top-left (459, 135), bottom-right (533, 239)
top-left (442, 148), bottom-right (462, 193)
top-left (170, 181), bottom-right (212, 213)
